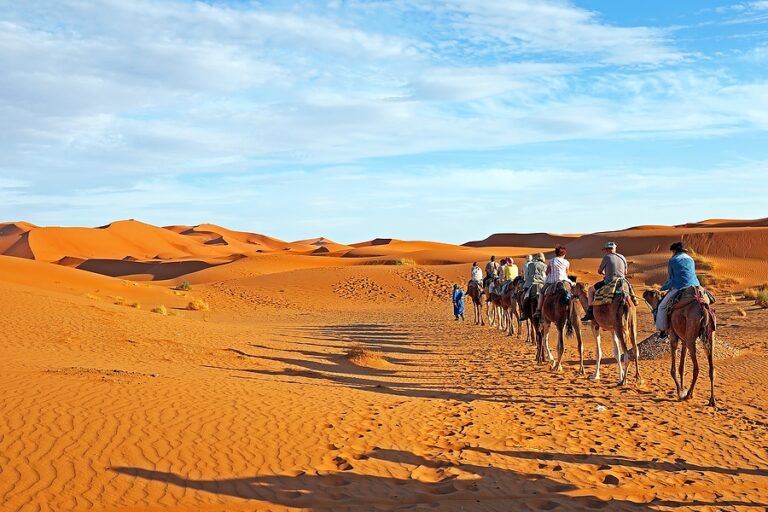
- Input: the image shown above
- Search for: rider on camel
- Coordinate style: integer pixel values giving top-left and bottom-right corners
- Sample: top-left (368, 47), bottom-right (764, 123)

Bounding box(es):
top-left (504, 257), bottom-right (519, 281)
top-left (519, 253), bottom-right (546, 321)
top-left (581, 241), bottom-right (628, 321)
top-left (484, 256), bottom-right (499, 288)
top-left (656, 241), bottom-right (700, 338)
top-left (522, 255), bottom-right (533, 281)
top-left (470, 262), bottom-right (483, 284)
top-left (535, 245), bottom-right (571, 319)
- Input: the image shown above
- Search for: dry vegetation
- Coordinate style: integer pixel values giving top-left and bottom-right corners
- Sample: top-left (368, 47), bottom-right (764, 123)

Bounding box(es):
top-left (150, 305), bottom-right (168, 315)
top-left (187, 298), bottom-right (210, 311)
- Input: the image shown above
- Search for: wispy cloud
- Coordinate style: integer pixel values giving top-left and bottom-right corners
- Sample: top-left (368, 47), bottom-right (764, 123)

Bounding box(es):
top-left (0, 1), bottom-right (767, 238)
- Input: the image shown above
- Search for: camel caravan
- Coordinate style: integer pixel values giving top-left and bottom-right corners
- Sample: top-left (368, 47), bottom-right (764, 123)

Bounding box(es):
top-left (458, 241), bottom-right (718, 407)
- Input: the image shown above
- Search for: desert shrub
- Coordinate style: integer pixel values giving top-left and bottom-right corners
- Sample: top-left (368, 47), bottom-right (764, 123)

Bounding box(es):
top-left (187, 298), bottom-right (210, 311)
top-left (85, 293), bottom-right (98, 300)
top-left (128, 302), bottom-right (141, 309)
top-left (744, 288), bottom-right (758, 299)
top-left (113, 296), bottom-right (125, 305)
top-left (175, 280), bottom-right (192, 291)
top-left (151, 305), bottom-right (168, 315)
top-left (756, 290), bottom-right (768, 309)
top-left (698, 274), bottom-right (736, 289)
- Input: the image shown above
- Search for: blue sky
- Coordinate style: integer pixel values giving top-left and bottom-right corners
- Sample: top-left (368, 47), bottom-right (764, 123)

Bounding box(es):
top-left (1, 0), bottom-right (767, 243)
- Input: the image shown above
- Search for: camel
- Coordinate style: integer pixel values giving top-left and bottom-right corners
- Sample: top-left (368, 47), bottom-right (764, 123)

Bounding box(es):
top-left (515, 286), bottom-right (535, 346)
top-left (519, 285), bottom-right (544, 361)
top-left (538, 281), bottom-right (584, 374)
top-left (486, 279), bottom-right (504, 330)
top-left (573, 282), bottom-right (642, 386)
top-left (501, 276), bottom-right (524, 336)
top-left (466, 281), bottom-right (485, 326)
top-left (644, 288), bottom-right (717, 407)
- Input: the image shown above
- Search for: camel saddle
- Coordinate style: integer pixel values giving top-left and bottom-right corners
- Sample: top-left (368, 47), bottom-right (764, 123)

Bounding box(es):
top-left (594, 278), bottom-right (640, 307)
top-left (544, 280), bottom-right (571, 296)
top-left (662, 286), bottom-right (718, 334)
top-left (669, 286), bottom-right (716, 310)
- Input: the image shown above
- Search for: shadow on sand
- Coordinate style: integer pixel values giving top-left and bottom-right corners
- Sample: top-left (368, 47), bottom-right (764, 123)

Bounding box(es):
top-left (108, 448), bottom-right (747, 511)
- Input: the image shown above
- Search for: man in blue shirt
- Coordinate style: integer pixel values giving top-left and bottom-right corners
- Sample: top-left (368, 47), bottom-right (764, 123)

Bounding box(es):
top-left (656, 241), bottom-right (701, 336)
top-left (452, 284), bottom-right (465, 321)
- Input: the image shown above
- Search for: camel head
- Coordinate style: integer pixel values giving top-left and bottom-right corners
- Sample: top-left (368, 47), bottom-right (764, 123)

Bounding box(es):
top-left (571, 282), bottom-right (589, 308)
top-left (643, 289), bottom-right (661, 308)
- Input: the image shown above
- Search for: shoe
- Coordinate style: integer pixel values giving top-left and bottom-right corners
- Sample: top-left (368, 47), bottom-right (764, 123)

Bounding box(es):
top-left (658, 331), bottom-right (668, 339)
top-left (581, 306), bottom-right (594, 322)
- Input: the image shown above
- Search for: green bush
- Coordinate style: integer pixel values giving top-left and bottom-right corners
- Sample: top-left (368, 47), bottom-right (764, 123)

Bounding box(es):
top-left (176, 280), bottom-right (192, 291)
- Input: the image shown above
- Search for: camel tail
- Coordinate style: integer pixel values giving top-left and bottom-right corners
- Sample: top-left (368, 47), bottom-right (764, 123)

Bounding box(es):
top-left (700, 305), bottom-right (716, 355)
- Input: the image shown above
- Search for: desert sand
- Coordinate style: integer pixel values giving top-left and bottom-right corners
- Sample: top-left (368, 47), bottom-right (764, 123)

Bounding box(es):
top-left (1, 219), bottom-right (767, 511)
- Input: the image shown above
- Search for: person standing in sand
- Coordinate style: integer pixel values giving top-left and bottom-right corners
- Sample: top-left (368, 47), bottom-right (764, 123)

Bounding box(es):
top-left (452, 284), bottom-right (465, 321)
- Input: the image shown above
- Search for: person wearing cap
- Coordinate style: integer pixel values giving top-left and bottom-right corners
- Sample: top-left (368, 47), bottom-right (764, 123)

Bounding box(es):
top-left (655, 241), bottom-right (700, 337)
top-left (519, 252), bottom-right (547, 321)
top-left (522, 255), bottom-right (533, 281)
top-left (582, 241), bottom-right (628, 321)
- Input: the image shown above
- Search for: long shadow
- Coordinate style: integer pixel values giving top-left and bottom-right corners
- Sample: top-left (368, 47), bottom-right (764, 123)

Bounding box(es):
top-left (203, 364), bottom-right (482, 402)
top-left (277, 323), bottom-right (433, 353)
top-left (471, 448), bottom-right (768, 478)
top-left (109, 448), bottom-right (676, 510)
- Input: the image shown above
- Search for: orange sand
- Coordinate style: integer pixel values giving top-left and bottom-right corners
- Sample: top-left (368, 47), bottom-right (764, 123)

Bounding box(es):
top-left (1, 219), bottom-right (767, 511)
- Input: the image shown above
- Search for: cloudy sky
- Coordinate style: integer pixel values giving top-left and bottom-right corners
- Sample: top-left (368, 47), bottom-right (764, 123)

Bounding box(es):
top-left (1, 1), bottom-right (767, 243)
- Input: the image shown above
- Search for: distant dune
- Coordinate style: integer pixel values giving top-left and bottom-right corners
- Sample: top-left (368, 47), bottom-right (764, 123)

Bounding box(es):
top-left (2, 217), bottom-right (768, 288)
top-left (463, 232), bottom-right (581, 249)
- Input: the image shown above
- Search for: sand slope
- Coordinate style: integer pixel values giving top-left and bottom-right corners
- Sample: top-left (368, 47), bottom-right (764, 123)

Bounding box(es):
top-left (1, 219), bottom-right (768, 511)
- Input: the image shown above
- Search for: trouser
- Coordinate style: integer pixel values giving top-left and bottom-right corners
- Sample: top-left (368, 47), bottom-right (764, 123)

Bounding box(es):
top-left (655, 288), bottom-right (679, 331)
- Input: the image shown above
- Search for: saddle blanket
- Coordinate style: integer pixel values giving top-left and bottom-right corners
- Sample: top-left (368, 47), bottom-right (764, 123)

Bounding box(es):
top-left (594, 278), bottom-right (639, 306)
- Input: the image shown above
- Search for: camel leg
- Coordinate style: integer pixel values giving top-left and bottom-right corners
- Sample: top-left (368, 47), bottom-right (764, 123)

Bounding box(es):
top-left (542, 322), bottom-right (554, 367)
top-left (575, 316), bottom-right (585, 376)
top-left (630, 315), bottom-right (643, 386)
top-left (707, 335), bottom-right (716, 408)
top-left (678, 342), bottom-right (688, 400)
top-left (612, 332), bottom-right (626, 386)
top-left (669, 334), bottom-right (683, 399)
top-left (590, 325), bottom-right (602, 380)
top-left (685, 340), bottom-right (699, 401)
top-left (553, 325), bottom-right (565, 373)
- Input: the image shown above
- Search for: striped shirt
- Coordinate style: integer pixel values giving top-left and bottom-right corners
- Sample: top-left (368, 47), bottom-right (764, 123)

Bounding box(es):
top-left (545, 256), bottom-right (570, 284)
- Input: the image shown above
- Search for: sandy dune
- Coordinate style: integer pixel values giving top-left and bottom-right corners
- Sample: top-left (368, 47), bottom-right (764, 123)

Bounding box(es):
top-left (1, 219), bottom-right (767, 511)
